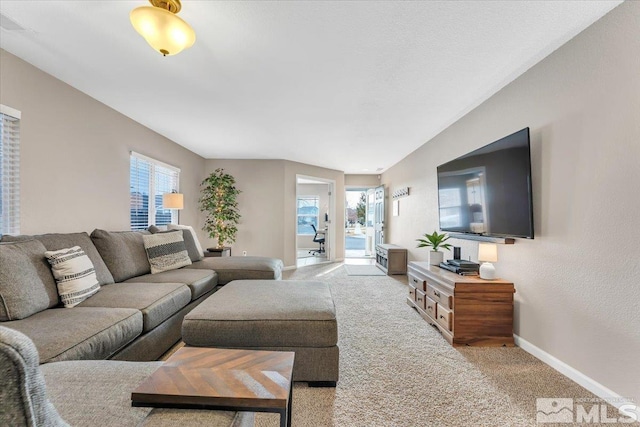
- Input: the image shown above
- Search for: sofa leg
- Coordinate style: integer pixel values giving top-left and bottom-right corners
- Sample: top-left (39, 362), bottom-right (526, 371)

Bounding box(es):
top-left (308, 381), bottom-right (337, 388)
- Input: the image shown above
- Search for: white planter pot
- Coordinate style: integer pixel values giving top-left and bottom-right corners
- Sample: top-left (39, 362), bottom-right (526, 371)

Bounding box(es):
top-left (429, 251), bottom-right (443, 266)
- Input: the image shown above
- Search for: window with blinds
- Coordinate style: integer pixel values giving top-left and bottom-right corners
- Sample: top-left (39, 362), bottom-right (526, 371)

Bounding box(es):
top-left (130, 152), bottom-right (180, 231)
top-left (0, 107), bottom-right (20, 236)
top-left (297, 196), bottom-right (319, 235)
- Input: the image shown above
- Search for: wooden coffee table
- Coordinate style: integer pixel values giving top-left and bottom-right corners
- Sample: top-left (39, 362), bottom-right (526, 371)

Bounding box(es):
top-left (132, 347), bottom-right (295, 427)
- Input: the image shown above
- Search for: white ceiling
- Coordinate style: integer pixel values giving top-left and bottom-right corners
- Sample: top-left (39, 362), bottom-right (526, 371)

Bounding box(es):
top-left (0, 1), bottom-right (621, 173)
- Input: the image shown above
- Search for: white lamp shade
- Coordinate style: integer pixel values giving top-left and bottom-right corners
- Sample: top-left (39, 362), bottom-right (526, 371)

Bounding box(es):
top-left (163, 193), bottom-right (184, 209)
top-left (478, 243), bottom-right (498, 263)
top-left (130, 6), bottom-right (196, 56)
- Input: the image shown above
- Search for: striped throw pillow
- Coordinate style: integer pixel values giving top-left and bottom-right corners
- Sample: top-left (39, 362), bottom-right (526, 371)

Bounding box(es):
top-left (45, 246), bottom-right (100, 308)
top-left (142, 231), bottom-right (192, 274)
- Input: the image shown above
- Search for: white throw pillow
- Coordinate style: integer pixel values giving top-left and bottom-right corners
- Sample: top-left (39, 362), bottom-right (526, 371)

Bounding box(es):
top-left (142, 232), bottom-right (192, 274)
top-left (167, 224), bottom-right (204, 260)
top-left (45, 246), bottom-right (100, 308)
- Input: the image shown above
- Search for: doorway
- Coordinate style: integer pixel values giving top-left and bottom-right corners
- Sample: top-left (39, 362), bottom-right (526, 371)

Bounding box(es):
top-left (345, 188), bottom-right (375, 258)
top-left (296, 176), bottom-right (335, 268)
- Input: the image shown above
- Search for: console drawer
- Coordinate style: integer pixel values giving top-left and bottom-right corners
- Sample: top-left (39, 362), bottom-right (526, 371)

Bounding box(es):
top-left (408, 284), bottom-right (416, 301)
top-left (427, 285), bottom-right (453, 310)
top-left (415, 289), bottom-right (426, 310)
top-left (425, 296), bottom-right (437, 320)
top-left (408, 273), bottom-right (427, 291)
top-left (436, 304), bottom-right (453, 332)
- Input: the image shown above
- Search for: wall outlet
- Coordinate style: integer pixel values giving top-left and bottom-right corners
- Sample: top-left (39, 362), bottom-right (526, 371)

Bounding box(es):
top-left (242, 251), bottom-right (247, 256)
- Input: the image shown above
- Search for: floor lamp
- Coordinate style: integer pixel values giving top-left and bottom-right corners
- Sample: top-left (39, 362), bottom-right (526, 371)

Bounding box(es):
top-left (163, 192), bottom-right (184, 224)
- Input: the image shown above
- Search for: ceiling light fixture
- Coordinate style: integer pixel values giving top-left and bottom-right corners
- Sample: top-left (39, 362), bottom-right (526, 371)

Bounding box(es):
top-left (130, 0), bottom-right (196, 57)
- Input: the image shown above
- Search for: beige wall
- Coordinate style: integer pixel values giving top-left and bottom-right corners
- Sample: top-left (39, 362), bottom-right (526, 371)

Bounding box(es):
top-left (383, 2), bottom-right (640, 399)
top-left (0, 50), bottom-right (206, 238)
top-left (345, 174), bottom-right (380, 187)
top-left (296, 183), bottom-right (330, 250)
top-left (204, 159), bottom-right (345, 267)
top-left (202, 159), bottom-right (285, 258)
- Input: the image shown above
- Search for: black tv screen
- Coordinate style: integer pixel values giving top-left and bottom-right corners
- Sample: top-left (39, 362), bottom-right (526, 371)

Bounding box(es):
top-left (437, 128), bottom-right (534, 239)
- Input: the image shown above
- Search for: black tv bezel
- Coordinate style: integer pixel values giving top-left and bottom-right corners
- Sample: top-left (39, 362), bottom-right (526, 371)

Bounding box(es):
top-left (436, 127), bottom-right (535, 240)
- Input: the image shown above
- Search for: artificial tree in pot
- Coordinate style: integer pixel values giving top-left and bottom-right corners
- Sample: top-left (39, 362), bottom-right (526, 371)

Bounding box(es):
top-left (199, 168), bottom-right (241, 249)
top-left (416, 231), bottom-right (452, 266)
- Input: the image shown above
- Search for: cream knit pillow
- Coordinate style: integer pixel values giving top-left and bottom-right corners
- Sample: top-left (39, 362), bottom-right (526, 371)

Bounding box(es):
top-left (45, 246), bottom-right (100, 308)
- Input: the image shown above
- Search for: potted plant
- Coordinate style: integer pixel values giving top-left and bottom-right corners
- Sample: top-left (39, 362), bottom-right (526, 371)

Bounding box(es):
top-left (199, 168), bottom-right (241, 248)
top-left (417, 231), bottom-right (452, 266)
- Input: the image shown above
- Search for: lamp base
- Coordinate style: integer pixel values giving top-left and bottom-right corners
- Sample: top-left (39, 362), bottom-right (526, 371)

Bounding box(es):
top-left (479, 262), bottom-right (496, 280)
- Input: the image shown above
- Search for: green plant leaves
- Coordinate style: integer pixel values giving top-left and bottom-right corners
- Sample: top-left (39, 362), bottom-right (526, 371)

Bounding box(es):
top-left (199, 168), bottom-right (241, 247)
top-left (416, 231), bottom-right (451, 251)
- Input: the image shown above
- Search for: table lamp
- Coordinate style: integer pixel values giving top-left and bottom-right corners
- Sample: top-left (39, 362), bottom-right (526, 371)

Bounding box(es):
top-left (163, 192), bottom-right (184, 224)
top-left (478, 243), bottom-right (498, 280)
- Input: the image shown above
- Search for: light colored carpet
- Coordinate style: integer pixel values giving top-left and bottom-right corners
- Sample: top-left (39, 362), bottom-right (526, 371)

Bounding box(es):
top-left (343, 264), bottom-right (386, 276)
top-left (250, 262), bottom-right (618, 426)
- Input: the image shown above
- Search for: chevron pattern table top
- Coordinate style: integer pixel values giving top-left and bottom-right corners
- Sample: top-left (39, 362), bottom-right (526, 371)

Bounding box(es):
top-left (131, 347), bottom-right (295, 410)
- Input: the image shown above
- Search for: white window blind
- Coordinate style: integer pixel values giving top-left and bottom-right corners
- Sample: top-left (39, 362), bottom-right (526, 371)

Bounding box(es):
top-left (0, 107), bottom-right (20, 235)
top-left (130, 152), bottom-right (180, 231)
top-left (297, 196), bottom-right (319, 235)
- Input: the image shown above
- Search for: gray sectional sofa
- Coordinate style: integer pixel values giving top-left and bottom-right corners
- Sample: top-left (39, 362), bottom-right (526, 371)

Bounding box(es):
top-left (0, 229), bottom-right (284, 363)
top-left (0, 326), bottom-right (254, 427)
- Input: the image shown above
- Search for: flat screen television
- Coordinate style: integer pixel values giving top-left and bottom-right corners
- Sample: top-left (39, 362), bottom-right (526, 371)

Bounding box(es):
top-left (437, 127), bottom-right (534, 239)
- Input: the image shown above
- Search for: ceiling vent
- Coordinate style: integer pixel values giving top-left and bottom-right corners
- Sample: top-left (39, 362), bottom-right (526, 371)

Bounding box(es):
top-left (0, 13), bottom-right (26, 31)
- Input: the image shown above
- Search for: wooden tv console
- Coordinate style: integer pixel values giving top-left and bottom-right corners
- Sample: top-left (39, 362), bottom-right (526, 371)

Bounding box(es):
top-left (406, 261), bottom-right (515, 346)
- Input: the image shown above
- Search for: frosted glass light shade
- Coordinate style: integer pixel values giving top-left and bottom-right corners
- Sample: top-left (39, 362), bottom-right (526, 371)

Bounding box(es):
top-left (478, 243), bottom-right (498, 263)
top-left (130, 6), bottom-right (195, 56)
top-left (163, 193), bottom-right (184, 209)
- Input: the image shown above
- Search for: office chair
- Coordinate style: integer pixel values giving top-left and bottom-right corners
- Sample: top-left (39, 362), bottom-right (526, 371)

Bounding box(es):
top-left (309, 224), bottom-right (325, 256)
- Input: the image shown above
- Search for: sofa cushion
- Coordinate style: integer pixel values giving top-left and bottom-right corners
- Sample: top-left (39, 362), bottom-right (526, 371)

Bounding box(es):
top-left (45, 246), bottom-right (100, 308)
top-left (40, 360), bottom-right (253, 427)
top-left (91, 229), bottom-right (151, 282)
top-left (0, 326), bottom-right (68, 427)
top-left (0, 240), bottom-right (59, 320)
top-left (167, 224), bottom-right (204, 262)
top-left (142, 232), bottom-right (192, 274)
top-left (189, 256), bottom-right (284, 284)
top-left (149, 225), bottom-right (204, 262)
top-left (125, 269), bottom-right (217, 300)
top-left (78, 282), bottom-right (191, 333)
top-left (2, 232), bottom-right (115, 286)
top-left (183, 280), bottom-right (337, 348)
top-left (4, 307), bottom-right (142, 363)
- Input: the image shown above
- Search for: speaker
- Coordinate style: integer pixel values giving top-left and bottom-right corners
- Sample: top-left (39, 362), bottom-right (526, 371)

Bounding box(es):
top-left (453, 247), bottom-right (461, 260)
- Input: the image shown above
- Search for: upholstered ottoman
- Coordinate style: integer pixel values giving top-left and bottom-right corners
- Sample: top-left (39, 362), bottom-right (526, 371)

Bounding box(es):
top-left (182, 280), bottom-right (339, 386)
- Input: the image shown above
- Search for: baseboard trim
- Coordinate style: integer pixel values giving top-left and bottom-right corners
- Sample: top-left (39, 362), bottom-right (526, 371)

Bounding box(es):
top-left (514, 334), bottom-right (638, 417)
